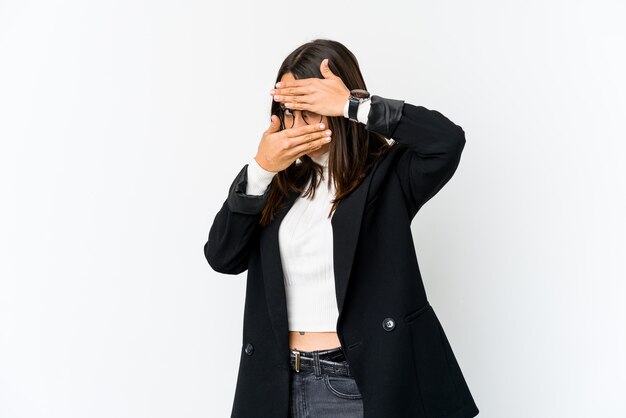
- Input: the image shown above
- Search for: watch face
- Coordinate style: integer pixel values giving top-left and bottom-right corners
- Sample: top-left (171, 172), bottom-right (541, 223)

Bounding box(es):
top-left (350, 89), bottom-right (370, 99)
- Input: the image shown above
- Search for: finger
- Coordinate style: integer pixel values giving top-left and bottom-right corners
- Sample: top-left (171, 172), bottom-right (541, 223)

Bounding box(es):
top-left (282, 101), bottom-right (310, 110)
top-left (272, 86), bottom-right (313, 96)
top-left (266, 114), bottom-right (280, 133)
top-left (289, 128), bottom-right (332, 148)
top-left (284, 122), bottom-right (327, 138)
top-left (275, 78), bottom-right (313, 89)
top-left (320, 58), bottom-right (336, 79)
top-left (289, 134), bottom-right (333, 159)
top-left (273, 94), bottom-right (311, 105)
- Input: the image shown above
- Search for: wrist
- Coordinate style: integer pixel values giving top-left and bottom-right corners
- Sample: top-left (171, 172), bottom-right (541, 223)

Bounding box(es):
top-left (245, 156), bottom-right (276, 196)
top-left (343, 95), bottom-right (371, 124)
top-left (252, 155), bottom-right (279, 175)
top-left (346, 89), bottom-right (371, 122)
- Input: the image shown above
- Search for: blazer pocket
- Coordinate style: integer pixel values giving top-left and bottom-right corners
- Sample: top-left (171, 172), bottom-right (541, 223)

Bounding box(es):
top-left (403, 301), bottom-right (431, 323)
top-left (405, 302), bottom-right (461, 415)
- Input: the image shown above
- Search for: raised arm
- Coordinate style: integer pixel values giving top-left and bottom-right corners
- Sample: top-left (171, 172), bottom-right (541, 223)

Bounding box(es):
top-left (204, 162), bottom-right (275, 275)
top-left (365, 94), bottom-right (466, 220)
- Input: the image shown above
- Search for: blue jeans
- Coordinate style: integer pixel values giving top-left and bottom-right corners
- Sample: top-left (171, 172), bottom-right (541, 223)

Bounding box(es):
top-left (289, 346), bottom-right (364, 418)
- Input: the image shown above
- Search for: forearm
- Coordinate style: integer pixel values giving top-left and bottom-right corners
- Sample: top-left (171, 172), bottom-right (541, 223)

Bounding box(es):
top-left (204, 163), bottom-right (271, 274)
top-left (365, 94), bottom-right (465, 154)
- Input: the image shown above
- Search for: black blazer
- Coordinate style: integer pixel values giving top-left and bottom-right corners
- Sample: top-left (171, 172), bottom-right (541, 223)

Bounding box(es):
top-left (204, 95), bottom-right (480, 418)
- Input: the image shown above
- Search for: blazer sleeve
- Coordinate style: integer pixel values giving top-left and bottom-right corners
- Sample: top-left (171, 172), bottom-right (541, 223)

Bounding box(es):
top-left (204, 163), bottom-right (272, 275)
top-left (365, 94), bottom-right (466, 220)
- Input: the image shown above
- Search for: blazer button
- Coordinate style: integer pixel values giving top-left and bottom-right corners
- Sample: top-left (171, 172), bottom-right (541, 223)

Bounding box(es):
top-left (382, 317), bottom-right (395, 331)
top-left (244, 342), bottom-right (254, 355)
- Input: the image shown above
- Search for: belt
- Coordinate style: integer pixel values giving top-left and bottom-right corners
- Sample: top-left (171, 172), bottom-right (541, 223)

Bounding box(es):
top-left (289, 346), bottom-right (353, 377)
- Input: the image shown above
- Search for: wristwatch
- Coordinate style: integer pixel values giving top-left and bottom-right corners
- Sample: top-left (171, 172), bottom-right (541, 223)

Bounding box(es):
top-left (347, 89), bottom-right (370, 122)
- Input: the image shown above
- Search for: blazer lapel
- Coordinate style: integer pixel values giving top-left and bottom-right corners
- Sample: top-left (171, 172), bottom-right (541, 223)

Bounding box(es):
top-left (259, 168), bottom-right (376, 352)
top-left (331, 173), bottom-right (374, 322)
top-left (259, 190), bottom-right (299, 353)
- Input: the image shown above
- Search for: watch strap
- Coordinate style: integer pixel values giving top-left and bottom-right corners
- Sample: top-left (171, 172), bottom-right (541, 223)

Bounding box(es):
top-left (348, 97), bottom-right (360, 121)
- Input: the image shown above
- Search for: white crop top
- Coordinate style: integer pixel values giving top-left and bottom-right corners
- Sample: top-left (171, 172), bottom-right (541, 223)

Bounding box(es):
top-left (244, 99), bottom-right (371, 331)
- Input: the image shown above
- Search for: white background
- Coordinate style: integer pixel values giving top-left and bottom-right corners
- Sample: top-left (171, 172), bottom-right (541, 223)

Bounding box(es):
top-left (1, 1), bottom-right (625, 417)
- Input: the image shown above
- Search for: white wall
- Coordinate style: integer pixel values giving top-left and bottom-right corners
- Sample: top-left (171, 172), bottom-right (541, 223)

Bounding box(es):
top-left (1, 1), bottom-right (624, 417)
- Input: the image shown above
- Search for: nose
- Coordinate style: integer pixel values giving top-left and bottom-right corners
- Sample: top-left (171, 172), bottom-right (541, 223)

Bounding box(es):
top-left (292, 110), bottom-right (307, 128)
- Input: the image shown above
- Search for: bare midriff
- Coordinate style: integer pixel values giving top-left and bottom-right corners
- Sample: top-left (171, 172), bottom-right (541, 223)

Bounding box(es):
top-left (289, 330), bottom-right (342, 352)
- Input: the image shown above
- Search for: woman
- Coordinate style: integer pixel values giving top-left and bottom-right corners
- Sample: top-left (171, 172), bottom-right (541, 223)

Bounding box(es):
top-left (205, 39), bottom-right (479, 418)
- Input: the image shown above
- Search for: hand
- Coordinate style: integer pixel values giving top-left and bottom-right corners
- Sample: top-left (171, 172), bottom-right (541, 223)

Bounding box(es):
top-left (269, 58), bottom-right (350, 117)
top-left (255, 115), bottom-right (333, 172)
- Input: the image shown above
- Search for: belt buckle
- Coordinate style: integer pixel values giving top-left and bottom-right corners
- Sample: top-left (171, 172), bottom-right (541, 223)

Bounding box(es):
top-left (294, 350), bottom-right (300, 373)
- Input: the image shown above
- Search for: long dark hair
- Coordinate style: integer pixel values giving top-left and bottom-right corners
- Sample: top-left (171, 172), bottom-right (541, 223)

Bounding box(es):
top-left (259, 39), bottom-right (394, 227)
